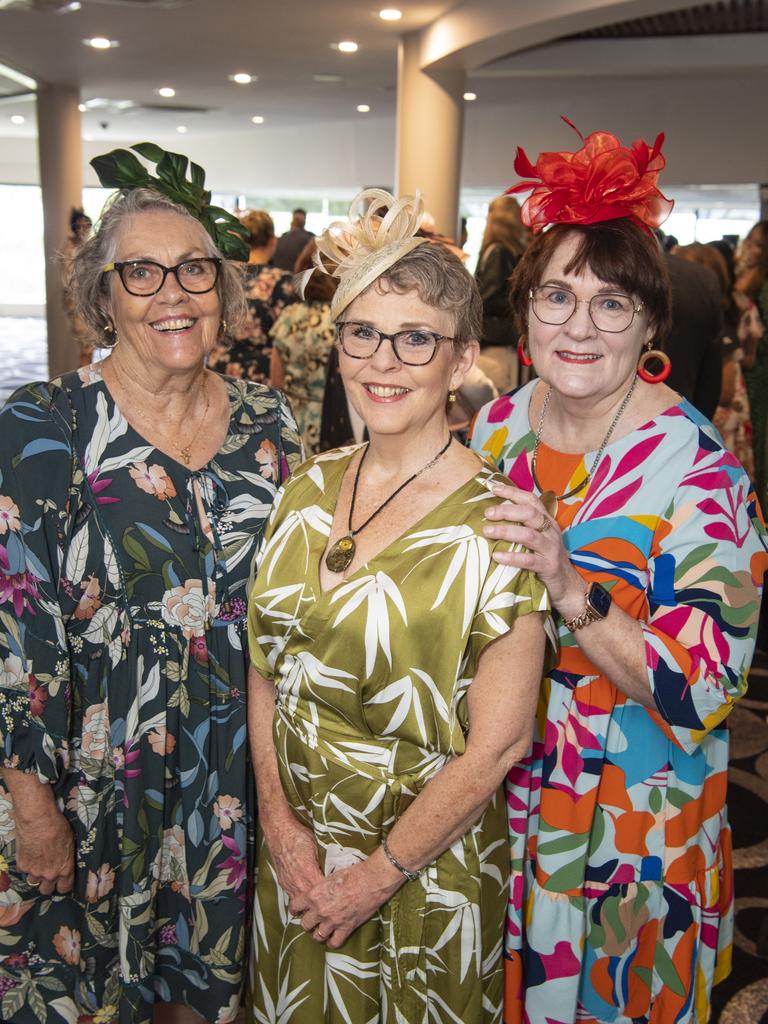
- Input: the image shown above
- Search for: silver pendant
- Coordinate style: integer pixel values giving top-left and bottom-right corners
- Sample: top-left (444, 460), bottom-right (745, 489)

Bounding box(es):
top-left (325, 535), bottom-right (356, 573)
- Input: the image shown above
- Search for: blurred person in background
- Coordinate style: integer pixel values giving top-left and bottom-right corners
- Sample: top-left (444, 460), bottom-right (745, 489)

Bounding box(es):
top-left (272, 207), bottom-right (315, 272)
top-left (270, 240), bottom-right (337, 454)
top-left (61, 207), bottom-right (94, 367)
top-left (475, 195), bottom-right (531, 394)
top-left (736, 221), bottom-right (768, 511)
top-left (208, 209), bottom-right (297, 384)
top-left (675, 242), bottom-right (754, 476)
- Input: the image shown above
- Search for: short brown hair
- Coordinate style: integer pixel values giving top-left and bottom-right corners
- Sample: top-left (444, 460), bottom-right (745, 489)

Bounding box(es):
top-left (296, 240), bottom-right (337, 303)
top-left (509, 219), bottom-right (672, 342)
top-left (376, 241), bottom-right (482, 349)
top-left (241, 209), bottom-right (275, 249)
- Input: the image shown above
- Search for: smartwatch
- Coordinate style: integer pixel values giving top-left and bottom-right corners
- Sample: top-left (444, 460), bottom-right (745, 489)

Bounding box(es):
top-left (563, 582), bottom-right (612, 632)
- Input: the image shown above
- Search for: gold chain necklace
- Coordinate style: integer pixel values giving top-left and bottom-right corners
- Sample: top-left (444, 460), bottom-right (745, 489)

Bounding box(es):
top-left (325, 436), bottom-right (453, 573)
top-left (108, 360), bottom-right (211, 466)
top-left (530, 375), bottom-right (637, 517)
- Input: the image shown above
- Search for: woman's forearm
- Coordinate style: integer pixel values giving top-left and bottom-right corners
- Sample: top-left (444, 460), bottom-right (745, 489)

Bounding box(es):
top-left (555, 581), bottom-right (654, 707)
top-left (247, 667), bottom-right (306, 842)
top-left (384, 748), bottom-right (524, 875)
top-left (0, 767), bottom-right (57, 823)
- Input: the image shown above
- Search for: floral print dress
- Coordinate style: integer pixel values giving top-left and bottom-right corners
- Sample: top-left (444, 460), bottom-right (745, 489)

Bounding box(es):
top-left (247, 449), bottom-right (554, 1024)
top-left (470, 382), bottom-right (768, 1024)
top-left (0, 366), bottom-right (301, 1024)
top-left (270, 300), bottom-right (335, 454)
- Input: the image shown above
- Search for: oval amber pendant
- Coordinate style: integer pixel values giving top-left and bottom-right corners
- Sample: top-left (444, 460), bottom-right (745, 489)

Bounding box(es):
top-left (325, 535), bottom-right (356, 573)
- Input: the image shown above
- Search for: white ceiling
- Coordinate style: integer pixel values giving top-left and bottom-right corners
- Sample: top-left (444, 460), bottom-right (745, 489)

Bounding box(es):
top-left (0, 0), bottom-right (454, 138)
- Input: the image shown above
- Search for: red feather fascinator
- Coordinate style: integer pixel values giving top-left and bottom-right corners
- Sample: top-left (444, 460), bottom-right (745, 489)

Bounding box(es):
top-left (506, 117), bottom-right (674, 234)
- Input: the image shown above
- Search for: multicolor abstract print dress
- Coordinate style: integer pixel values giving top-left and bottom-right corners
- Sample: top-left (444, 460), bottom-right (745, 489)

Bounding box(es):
top-left (0, 366), bottom-right (301, 1024)
top-left (247, 449), bottom-right (553, 1024)
top-left (470, 381), bottom-right (768, 1024)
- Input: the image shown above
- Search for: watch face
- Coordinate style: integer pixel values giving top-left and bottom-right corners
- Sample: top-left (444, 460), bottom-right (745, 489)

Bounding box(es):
top-left (588, 582), bottom-right (612, 619)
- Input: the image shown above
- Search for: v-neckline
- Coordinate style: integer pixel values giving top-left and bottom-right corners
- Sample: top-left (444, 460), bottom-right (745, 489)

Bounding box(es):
top-left (92, 364), bottom-right (239, 475)
top-left (314, 449), bottom-right (494, 596)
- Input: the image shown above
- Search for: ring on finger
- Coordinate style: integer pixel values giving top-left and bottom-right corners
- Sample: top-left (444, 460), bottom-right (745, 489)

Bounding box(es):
top-left (26, 878), bottom-right (41, 888)
top-left (534, 514), bottom-right (552, 533)
top-left (314, 926), bottom-right (329, 941)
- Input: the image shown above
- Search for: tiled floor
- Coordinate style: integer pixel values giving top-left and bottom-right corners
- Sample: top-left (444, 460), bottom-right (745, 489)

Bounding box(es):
top-left (0, 316), bottom-right (48, 403)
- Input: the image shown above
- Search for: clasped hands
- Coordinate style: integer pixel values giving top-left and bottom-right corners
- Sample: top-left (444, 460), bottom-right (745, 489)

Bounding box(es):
top-left (267, 821), bottom-right (400, 949)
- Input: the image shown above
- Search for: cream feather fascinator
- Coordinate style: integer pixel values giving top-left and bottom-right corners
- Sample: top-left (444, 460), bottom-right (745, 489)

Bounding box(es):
top-left (313, 188), bottom-right (427, 320)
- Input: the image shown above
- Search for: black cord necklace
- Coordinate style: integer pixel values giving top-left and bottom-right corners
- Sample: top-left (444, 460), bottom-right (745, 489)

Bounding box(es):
top-left (325, 435), bottom-right (454, 573)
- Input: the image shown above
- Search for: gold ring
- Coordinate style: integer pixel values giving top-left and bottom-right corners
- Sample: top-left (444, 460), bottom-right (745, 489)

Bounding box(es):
top-left (535, 515), bottom-right (552, 534)
top-left (314, 927), bottom-right (329, 941)
top-left (27, 878), bottom-right (41, 888)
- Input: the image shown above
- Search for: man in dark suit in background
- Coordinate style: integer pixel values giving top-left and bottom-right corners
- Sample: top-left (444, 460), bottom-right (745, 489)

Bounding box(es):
top-left (664, 251), bottom-right (723, 420)
top-left (273, 208), bottom-right (315, 272)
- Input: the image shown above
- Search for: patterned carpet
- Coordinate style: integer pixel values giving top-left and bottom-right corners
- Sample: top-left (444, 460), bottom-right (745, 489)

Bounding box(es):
top-left (0, 316), bottom-right (765, 1019)
top-left (711, 646), bottom-right (768, 1023)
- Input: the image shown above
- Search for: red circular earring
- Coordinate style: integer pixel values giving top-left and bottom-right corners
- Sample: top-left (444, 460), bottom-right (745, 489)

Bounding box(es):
top-left (517, 335), bottom-right (533, 367)
top-left (637, 343), bottom-right (671, 384)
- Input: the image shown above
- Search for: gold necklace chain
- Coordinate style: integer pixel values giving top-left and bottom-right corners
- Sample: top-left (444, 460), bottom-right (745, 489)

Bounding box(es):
top-left (530, 375), bottom-right (637, 517)
top-left (108, 359), bottom-right (211, 466)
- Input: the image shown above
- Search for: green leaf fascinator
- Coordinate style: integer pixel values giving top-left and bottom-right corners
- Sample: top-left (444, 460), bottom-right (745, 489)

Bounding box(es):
top-left (90, 142), bottom-right (250, 261)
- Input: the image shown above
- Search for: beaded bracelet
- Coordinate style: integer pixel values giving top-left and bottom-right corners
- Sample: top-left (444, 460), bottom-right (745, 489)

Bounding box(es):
top-left (382, 836), bottom-right (422, 882)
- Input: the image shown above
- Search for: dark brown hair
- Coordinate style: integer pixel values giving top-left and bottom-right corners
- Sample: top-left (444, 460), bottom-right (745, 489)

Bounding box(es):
top-left (296, 240), bottom-right (337, 303)
top-left (509, 219), bottom-right (672, 342)
top-left (240, 209), bottom-right (275, 249)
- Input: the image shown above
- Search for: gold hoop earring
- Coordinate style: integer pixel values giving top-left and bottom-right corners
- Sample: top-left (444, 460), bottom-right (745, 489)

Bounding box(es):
top-left (101, 318), bottom-right (118, 349)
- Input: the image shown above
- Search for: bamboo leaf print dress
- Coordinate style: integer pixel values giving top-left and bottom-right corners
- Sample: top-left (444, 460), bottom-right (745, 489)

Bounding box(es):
top-left (470, 381), bottom-right (768, 1024)
top-left (247, 448), bottom-right (554, 1024)
top-left (0, 366), bottom-right (302, 1024)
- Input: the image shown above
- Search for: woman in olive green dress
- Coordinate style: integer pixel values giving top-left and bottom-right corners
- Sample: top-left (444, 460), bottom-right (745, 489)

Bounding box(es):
top-left (247, 190), bottom-right (554, 1023)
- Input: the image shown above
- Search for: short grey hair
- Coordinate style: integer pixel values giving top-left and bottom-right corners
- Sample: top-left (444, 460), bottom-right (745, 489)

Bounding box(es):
top-left (68, 187), bottom-right (246, 340)
top-left (374, 241), bottom-right (482, 349)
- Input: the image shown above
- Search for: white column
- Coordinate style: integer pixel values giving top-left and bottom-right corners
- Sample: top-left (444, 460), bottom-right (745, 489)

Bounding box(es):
top-left (37, 84), bottom-right (82, 379)
top-left (395, 32), bottom-right (465, 241)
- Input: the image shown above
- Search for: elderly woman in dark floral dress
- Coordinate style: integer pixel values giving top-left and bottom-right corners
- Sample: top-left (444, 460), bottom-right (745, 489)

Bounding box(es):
top-left (0, 145), bottom-right (301, 1024)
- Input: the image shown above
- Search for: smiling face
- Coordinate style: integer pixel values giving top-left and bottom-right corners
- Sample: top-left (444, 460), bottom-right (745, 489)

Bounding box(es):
top-left (338, 281), bottom-right (476, 440)
top-left (527, 233), bottom-right (654, 405)
top-left (104, 209), bottom-right (221, 374)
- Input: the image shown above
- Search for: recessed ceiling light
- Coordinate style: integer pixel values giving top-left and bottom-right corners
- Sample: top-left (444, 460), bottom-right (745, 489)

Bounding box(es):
top-left (78, 103), bottom-right (87, 112)
top-left (10, 115), bottom-right (25, 125)
top-left (463, 92), bottom-right (477, 101)
top-left (59, 1), bottom-right (82, 11)
top-left (157, 87), bottom-right (176, 98)
top-left (251, 116), bottom-right (265, 124)
top-left (313, 74), bottom-right (343, 83)
top-left (356, 104), bottom-right (370, 113)
top-left (379, 8), bottom-right (402, 20)
top-left (83, 37), bottom-right (118, 50)
top-left (176, 125), bottom-right (187, 134)
top-left (336, 41), bottom-right (359, 53)
top-left (230, 73), bottom-right (255, 85)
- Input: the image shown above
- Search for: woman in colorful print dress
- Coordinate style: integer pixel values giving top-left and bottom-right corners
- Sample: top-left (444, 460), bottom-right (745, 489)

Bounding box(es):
top-left (470, 125), bottom-right (768, 1023)
top-left (247, 190), bottom-right (554, 1023)
top-left (0, 180), bottom-right (302, 1024)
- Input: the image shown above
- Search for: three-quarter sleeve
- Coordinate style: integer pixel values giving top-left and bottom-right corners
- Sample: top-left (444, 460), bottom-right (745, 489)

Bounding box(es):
top-left (0, 382), bottom-right (79, 783)
top-left (644, 450), bottom-right (768, 753)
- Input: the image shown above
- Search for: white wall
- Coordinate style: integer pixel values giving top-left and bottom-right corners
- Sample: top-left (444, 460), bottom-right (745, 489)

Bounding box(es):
top-left (1, 71), bottom-right (765, 195)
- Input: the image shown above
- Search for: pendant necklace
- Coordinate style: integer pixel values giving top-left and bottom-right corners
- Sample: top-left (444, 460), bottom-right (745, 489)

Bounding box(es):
top-left (109, 360), bottom-right (211, 467)
top-left (530, 374), bottom-right (638, 518)
top-left (325, 435), bottom-right (454, 574)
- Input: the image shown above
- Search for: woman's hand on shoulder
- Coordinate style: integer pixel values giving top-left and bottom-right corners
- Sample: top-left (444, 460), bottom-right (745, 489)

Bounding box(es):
top-left (483, 483), bottom-right (585, 618)
top-left (14, 807), bottom-right (74, 895)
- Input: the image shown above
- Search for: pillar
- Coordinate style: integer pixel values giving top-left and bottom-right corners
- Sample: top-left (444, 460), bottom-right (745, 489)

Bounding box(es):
top-left (395, 32), bottom-right (465, 241)
top-left (37, 84), bottom-right (82, 379)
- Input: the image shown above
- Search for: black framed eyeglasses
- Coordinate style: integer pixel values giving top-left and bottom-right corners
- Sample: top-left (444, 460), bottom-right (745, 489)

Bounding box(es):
top-left (336, 321), bottom-right (455, 366)
top-left (529, 286), bottom-right (643, 333)
top-left (102, 257), bottom-right (222, 297)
